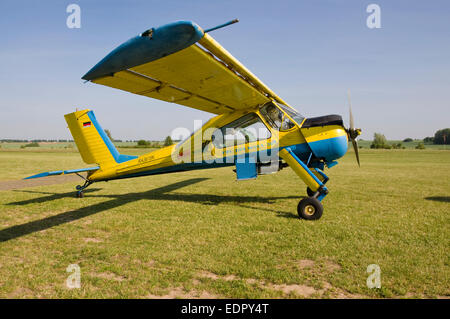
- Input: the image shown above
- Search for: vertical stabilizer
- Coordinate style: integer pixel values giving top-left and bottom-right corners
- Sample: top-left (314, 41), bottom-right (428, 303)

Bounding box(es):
top-left (64, 109), bottom-right (136, 168)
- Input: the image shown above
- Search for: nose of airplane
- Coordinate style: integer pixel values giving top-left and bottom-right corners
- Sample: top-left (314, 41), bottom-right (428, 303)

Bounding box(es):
top-left (301, 114), bottom-right (348, 162)
top-left (327, 133), bottom-right (348, 160)
top-left (301, 128), bottom-right (348, 163)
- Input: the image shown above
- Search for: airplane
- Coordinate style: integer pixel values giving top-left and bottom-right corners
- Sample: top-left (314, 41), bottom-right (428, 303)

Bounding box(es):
top-left (26, 20), bottom-right (361, 220)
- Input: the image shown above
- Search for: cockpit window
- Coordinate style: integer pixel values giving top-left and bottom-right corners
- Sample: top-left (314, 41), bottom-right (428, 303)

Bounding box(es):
top-left (276, 102), bottom-right (305, 126)
top-left (211, 113), bottom-right (271, 148)
top-left (260, 103), bottom-right (282, 129)
top-left (260, 102), bottom-right (299, 131)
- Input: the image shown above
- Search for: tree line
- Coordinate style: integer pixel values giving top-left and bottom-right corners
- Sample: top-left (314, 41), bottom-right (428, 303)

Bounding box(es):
top-left (370, 128), bottom-right (449, 149)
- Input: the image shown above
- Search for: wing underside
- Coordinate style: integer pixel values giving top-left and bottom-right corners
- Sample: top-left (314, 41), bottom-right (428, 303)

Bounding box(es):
top-left (83, 21), bottom-right (289, 115)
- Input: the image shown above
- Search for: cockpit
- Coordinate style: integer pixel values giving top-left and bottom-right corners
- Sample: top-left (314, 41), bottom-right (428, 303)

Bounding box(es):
top-left (259, 102), bottom-right (304, 130)
top-left (176, 101), bottom-right (305, 151)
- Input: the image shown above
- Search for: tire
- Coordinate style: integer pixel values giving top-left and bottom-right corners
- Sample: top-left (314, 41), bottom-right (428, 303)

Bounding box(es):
top-left (297, 197), bottom-right (323, 220)
top-left (306, 187), bottom-right (315, 197)
top-left (76, 191), bottom-right (84, 198)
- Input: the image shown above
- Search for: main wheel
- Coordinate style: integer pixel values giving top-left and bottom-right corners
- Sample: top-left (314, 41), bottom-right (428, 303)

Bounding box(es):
top-left (297, 197), bottom-right (323, 220)
top-left (76, 191), bottom-right (84, 198)
top-left (306, 187), bottom-right (315, 197)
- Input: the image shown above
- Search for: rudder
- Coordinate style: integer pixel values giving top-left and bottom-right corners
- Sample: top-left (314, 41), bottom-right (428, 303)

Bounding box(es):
top-left (65, 109), bottom-right (136, 168)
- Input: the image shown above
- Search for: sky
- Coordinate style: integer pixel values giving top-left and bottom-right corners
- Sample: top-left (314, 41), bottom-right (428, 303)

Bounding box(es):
top-left (0, 0), bottom-right (449, 141)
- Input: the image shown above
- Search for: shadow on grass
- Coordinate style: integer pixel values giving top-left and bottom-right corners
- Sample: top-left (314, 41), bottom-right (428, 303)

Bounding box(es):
top-left (424, 196), bottom-right (450, 203)
top-left (2, 178), bottom-right (299, 242)
top-left (10, 188), bottom-right (103, 205)
top-left (237, 203), bottom-right (302, 219)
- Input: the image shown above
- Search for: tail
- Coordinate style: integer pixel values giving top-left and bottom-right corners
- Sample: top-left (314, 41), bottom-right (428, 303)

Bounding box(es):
top-left (65, 109), bottom-right (137, 168)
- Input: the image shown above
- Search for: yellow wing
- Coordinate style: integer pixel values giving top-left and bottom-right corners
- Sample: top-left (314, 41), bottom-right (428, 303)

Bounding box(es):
top-left (82, 21), bottom-right (289, 114)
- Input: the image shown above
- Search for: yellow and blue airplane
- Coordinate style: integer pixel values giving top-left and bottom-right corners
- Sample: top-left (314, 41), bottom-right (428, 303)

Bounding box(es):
top-left (26, 20), bottom-right (361, 220)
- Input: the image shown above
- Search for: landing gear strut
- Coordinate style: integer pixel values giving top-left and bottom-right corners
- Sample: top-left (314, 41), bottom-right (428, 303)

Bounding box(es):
top-left (75, 175), bottom-right (93, 198)
top-left (279, 148), bottom-right (331, 221)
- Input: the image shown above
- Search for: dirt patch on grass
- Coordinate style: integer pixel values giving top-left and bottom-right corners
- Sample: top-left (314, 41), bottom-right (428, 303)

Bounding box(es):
top-left (198, 271), bottom-right (239, 281)
top-left (194, 270), bottom-right (363, 298)
top-left (144, 260), bottom-right (156, 267)
top-left (195, 270), bottom-right (318, 297)
top-left (145, 287), bottom-right (219, 299)
top-left (83, 238), bottom-right (102, 243)
top-left (244, 278), bottom-right (265, 285)
top-left (92, 272), bottom-right (126, 282)
top-left (7, 287), bottom-right (34, 298)
top-left (323, 260), bottom-right (341, 272)
top-left (279, 258), bottom-right (341, 274)
top-left (270, 283), bottom-right (317, 297)
top-left (0, 174), bottom-right (83, 191)
top-left (295, 259), bottom-right (315, 269)
top-left (267, 281), bottom-right (364, 298)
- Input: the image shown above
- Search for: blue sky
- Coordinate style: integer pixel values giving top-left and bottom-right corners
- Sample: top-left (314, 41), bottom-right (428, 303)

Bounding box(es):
top-left (0, 0), bottom-right (449, 140)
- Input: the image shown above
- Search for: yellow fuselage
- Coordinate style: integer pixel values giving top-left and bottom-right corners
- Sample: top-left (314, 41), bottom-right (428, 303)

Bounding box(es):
top-left (88, 108), bottom-right (347, 182)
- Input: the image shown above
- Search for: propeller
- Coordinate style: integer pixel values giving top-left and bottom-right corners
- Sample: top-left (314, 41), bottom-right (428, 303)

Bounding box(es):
top-left (346, 90), bottom-right (362, 167)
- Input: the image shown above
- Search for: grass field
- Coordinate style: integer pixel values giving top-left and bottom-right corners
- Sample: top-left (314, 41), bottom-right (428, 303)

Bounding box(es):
top-left (0, 147), bottom-right (448, 298)
top-left (357, 139), bottom-right (448, 150)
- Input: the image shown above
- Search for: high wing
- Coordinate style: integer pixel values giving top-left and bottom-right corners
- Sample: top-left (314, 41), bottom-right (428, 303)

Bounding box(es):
top-left (82, 21), bottom-right (290, 115)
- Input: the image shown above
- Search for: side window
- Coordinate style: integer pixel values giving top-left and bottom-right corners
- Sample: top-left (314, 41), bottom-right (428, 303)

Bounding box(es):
top-left (212, 113), bottom-right (271, 148)
top-left (281, 114), bottom-right (295, 130)
top-left (260, 103), bottom-right (295, 131)
top-left (260, 103), bottom-right (282, 129)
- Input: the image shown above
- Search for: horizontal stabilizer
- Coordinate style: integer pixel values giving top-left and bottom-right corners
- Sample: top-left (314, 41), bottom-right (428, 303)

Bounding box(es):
top-left (24, 166), bottom-right (99, 180)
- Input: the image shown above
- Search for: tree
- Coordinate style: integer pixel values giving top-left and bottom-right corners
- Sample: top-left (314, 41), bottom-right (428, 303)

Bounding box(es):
top-left (415, 142), bottom-right (425, 149)
top-left (370, 133), bottom-right (390, 149)
top-left (137, 140), bottom-right (150, 146)
top-left (434, 128), bottom-right (450, 145)
top-left (423, 136), bottom-right (434, 144)
top-left (104, 129), bottom-right (113, 141)
top-left (403, 138), bottom-right (413, 142)
top-left (164, 136), bottom-right (174, 146)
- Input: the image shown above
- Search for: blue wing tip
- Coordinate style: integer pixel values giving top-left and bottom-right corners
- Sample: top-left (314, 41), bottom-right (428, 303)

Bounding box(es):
top-left (82, 20), bottom-right (204, 81)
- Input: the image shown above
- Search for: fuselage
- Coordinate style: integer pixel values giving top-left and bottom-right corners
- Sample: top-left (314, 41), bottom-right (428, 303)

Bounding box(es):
top-left (87, 102), bottom-right (348, 182)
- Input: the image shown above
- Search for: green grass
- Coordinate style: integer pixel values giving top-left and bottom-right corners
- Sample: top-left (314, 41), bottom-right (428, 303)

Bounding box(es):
top-left (0, 148), bottom-right (449, 298)
top-left (358, 139), bottom-right (448, 150)
top-left (0, 141), bottom-right (161, 151)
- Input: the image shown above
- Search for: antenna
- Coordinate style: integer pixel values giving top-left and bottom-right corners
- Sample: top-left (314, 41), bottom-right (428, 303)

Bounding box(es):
top-left (204, 19), bottom-right (239, 33)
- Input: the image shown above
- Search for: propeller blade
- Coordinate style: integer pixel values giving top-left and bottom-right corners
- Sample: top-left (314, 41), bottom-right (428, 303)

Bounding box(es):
top-left (348, 89), bottom-right (354, 130)
top-left (347, 89), bottom-right (360, 166)
top-left (351, 139), bottom-right (360, 167)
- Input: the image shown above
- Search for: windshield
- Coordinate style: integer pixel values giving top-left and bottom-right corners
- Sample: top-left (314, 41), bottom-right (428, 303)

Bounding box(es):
top-left (259, 102), bottom-right (304, 129)
top-left (275, 102), bottom-right (305, 126)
